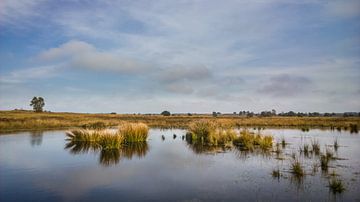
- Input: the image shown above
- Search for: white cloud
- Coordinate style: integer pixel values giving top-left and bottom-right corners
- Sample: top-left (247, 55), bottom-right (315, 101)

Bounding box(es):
top-left (0, 65), bottom-right (60, 84)
top-left (38, 40), bottom-right (151, 74)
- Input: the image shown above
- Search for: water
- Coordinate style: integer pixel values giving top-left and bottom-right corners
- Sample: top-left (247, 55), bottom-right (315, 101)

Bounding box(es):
top-left (0, 129), bottom-right (359, 201)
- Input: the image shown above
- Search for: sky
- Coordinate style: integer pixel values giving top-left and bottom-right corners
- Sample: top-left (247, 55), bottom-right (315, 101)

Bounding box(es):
top-left (0, 0), bottom-right (359, 113)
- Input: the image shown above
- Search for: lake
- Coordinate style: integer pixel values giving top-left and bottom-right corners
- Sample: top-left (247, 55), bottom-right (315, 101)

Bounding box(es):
top-left (0, 129), bottom-right (359, 201)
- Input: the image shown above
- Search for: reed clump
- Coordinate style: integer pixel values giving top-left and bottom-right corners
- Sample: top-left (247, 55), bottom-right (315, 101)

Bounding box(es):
top-left (186, 120), bottom-right (273, 150)
top-left (66, 129), bottom-right (124, 150)
top-left (311, 139), bottom-right (320, 155)
top-left (233, 130), bottom-right (273, 151)
top-left (334, 138), bottom-right (339, 151)
top-left (272, 169), bottom-right (281, 179)
top-left (66, 122), bottom-right (149, 150)
top-left (329, 178), bottom-right (345, 194)
top-left (120, 123), bottom-right (149, 143)
top-left (290, 159), bottom-right (305, 178)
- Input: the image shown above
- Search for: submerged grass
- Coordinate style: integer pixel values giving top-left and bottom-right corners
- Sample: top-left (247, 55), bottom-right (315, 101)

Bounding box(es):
top-left (272, 168), bottom-right (281, 179)
top-left (290, 159), bottom-right (305, 178)
top-left (311, 139), bottom-right (321, 155)
top-left (329, 178), bottom-right (346, 194)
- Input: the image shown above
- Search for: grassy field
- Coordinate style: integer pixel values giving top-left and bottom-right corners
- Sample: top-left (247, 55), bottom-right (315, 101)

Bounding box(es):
top-left (0, 110), bottom-right (359, 132)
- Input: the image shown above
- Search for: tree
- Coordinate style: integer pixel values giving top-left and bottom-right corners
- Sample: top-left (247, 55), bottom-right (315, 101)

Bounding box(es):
top-left (30, 97), bottom-right (45, 112)
top-left (161, 110), bottom-right (171, 116)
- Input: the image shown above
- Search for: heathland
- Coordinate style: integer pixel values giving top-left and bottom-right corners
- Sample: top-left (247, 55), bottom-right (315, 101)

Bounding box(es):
top-left (1, 110), bottom-right (359, 132)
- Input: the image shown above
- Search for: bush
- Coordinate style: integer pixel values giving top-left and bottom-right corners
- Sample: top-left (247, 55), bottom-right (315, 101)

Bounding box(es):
top-left (161, 110), bottom-right (171, 116)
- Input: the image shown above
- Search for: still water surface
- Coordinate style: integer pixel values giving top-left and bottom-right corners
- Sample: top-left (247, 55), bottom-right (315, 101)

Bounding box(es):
top-left (0, 129), bottom-right (359, 201)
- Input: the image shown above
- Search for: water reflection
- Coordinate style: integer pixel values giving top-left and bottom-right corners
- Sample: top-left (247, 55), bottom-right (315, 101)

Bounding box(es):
top-left (65, 141), bottom-right (149, 166)
top-left (30, 131), bottom-right (43, 146)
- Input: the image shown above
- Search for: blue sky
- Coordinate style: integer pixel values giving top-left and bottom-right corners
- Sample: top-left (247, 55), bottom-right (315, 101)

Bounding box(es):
top-left (0, 0), bottom-right (359, 113)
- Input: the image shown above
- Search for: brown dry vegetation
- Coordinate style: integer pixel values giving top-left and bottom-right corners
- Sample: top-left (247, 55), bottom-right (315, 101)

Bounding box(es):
top-left (1, 110), bottom-right (359, 132)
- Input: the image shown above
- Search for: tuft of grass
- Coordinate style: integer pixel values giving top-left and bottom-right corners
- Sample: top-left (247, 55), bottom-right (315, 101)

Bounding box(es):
top-left (66, 129), bottom-right (124, 150)
top-left (272, 169), bottom-right (281, 179)
top-left (233, 130), bottom-right (273, 151)
top-left (303, 143), bottom-right (310, 157)
top-left (281, 137), bottom-right (286, 148)
top-left (329, 178), bottom-right (345, 194)
top-left (320, 153), bottom-right (331, 172)
top-left (187, 120), bottom-right (238, 146)
top-left (120, 123), bottom-right (149, 143)
top-left (271, 168), bottom-right (281, 179)
top-left (334, 138), bottom-right (339, 151)
top-left (274, 143), bottom-right (282, 155)
top-left (290, 159), bottom-right (305, 178)
top-left (311, 139), bottom-right (320, 155)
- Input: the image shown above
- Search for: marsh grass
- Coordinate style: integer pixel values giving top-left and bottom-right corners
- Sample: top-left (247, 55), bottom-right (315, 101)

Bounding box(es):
top-left (272, 168), bottom-right (281, 179)
top-left (233, 130), bottom-right (273, 151)
top-left (2, 110), bottom-right (359, 131)
top-left (290, 159), bottom-right (305, 178)
top-left (303, 143), bottom-right (310, 157)
top-left (311, 139), bottom-right (320, 155)
top-left (186, 120), bottom-right (273, 152)
top-left (66, 125), bottom-right (149, 166)
top-left (334, 138), bottom-right (339, 152)
top-left (66, 122), bottom-right (149, 150)
top-left (120, 123), bottom-right (149, 143)
top-left (66, 129), bottom-right (124, 150)
top-left (274, 143), bottom-right (282, 155)
top-left (349, 124), bottom-right (358, 133)
top-left (328, 178), bottom-right (345, 194)
top-left (281, 137), bottom-right (286, 148)
top-left (320, 149), bottom-right (334, 172)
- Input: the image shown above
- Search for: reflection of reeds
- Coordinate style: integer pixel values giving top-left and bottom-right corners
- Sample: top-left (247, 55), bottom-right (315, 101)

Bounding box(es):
top-left (100, 149), bottom-right (121, 166)
top-left (65, 138), bottom-right (149, 166)
top-left (122, 142), bottom-right (149, 159)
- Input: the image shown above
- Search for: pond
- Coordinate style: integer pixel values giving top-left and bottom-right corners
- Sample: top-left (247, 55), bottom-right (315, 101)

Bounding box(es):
top-left (0, 129), bottom-right (359, 201)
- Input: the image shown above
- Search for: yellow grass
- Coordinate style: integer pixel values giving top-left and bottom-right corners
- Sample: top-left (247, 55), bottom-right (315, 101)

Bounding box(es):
top-left (1, 110), bottom-right (359, 132)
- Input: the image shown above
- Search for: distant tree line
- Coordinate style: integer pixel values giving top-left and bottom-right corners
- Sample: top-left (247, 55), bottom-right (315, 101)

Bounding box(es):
top-left (212, 110), bottom-right (360, 117)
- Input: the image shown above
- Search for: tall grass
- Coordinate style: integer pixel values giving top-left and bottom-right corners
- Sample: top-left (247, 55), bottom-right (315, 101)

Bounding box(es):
top-left (119, 123), bottom-right (149, 143)
top-left (186, 120), bottom-right (273, 151)
top-left (1, 110), bottom-right (359, 131)
top-left (234, 130), bottom-right (273, 151)
top-left (311, 139), bottom-right (320, 155)
top-left (66, 122), bottom-right (149, 149)
top-left (290, 159), bottom-right (305, 178)
top-left (334, 138), bottom-right (339, 151)
top-left (66, 129), bottom-right (124, 150)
